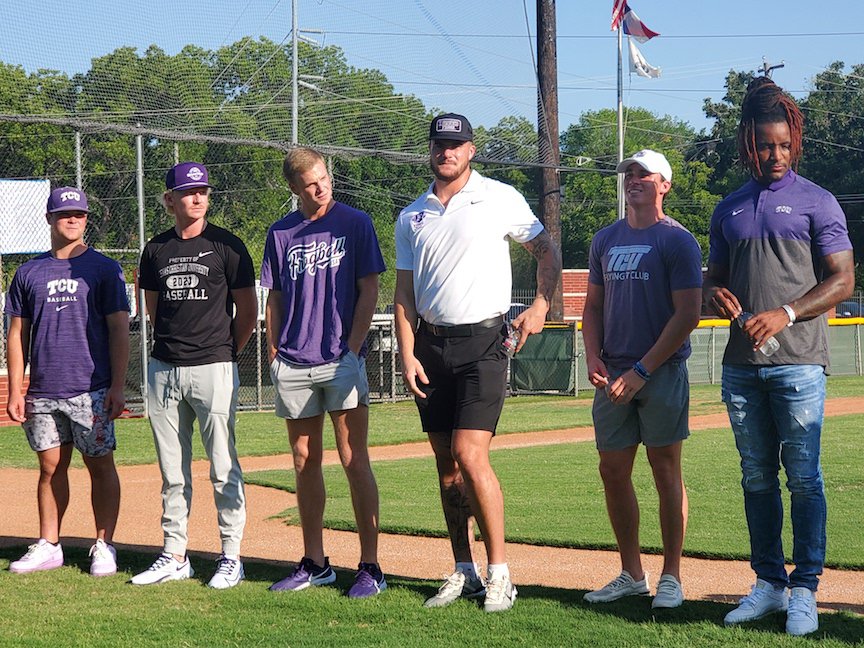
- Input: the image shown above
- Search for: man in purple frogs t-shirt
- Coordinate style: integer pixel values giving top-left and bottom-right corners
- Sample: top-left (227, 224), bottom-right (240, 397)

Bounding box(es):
top-left (261, 147), bottom-right (387, 598)
top-left (582, 150), bottom-right (702, 610)
top-left (5, 186), bottom-right (129, 578)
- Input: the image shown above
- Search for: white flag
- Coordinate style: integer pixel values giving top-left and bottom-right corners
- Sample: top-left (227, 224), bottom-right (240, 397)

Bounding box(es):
top-left (628, 38), bottom-right (661, 78)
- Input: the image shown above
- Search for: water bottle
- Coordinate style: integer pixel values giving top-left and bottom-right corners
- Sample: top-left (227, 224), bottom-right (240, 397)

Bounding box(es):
top-left (502, 321), bottom-right (521, 358)
top-left (736, 311), bottom-right (780, 357)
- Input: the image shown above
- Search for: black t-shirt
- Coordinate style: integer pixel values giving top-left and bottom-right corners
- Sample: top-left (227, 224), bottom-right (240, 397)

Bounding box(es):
top-left (139, 223), bottom-right (255, 365)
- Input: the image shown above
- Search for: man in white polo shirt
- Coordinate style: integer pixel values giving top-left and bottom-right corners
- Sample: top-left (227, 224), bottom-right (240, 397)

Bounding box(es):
top-left (394, 113), bottom-right (561, 613)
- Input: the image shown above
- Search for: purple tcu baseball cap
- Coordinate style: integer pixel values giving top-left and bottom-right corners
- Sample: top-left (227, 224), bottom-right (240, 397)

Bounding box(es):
top-left (165, 162), bottom-right (213, 191)
top-left (429, 113), bottom-right (474, 142)
top-left (47, 186), bottom-right (89, 214)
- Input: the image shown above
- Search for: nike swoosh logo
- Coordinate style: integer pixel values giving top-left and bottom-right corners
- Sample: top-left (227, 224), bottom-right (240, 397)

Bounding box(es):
top-left (732, 208), bottom-right (744, 216)
top-left (198, 251), bottom-right (214, 258)
top-left (56, 305), bottom-right (70, 311)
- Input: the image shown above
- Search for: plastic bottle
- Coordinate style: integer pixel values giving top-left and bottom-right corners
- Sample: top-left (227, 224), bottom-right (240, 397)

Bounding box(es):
top-left (736, 311), bottom-right (780, 357)
top-left (502, 321), bottom-right (521, 357)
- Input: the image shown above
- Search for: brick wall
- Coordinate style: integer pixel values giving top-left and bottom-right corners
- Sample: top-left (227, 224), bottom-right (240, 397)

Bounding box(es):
top-left (0, 372), bottom-right (29, 427)
top-left (562, 269), bottom-right (589, 320)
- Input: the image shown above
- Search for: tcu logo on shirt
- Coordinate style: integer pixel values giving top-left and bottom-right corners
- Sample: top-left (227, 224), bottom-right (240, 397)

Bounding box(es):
top-left (60, 190), bottom-right (82, 203)
top-left (608, 245), bottom-right (651, 271)
top-left (47, 278), bottom-right (79, 295)
top-left (775, 205), bottom-right (793, 214)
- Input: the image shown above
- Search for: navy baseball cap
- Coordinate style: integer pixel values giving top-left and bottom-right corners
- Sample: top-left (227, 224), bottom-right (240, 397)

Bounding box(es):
top-left (429, 113), bottom-right (473, 142)
top-left (47, 187), bottom-right (89, 214)
top-left (166, 162), bottom-right (213, 191)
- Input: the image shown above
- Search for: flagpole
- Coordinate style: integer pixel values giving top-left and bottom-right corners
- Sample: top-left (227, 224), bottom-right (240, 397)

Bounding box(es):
top-left (616, 27), bottom-right (625, 220)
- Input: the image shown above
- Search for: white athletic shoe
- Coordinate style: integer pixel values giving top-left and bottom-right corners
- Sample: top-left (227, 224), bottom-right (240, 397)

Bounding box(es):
top-left (786, 587), bottom-right (818, 636)
top-left (89, 539), bottom-right (118, 577)
top-left (131, 553), bottom-right (194, 585)
top-left (424, 570), bottom-right (486, 608)
top-left (583, 570), bottom-right (650, 603)
top-left (724, 579), bottom-right (788, 625)
top-left (651, 574), bottom-right (684, 609)
top-left (484, 574), bottom-right (518, 613)
top-left (9, 539), bottom-right (64, 574)
top-left (207, 555), bottom-right (245, 590)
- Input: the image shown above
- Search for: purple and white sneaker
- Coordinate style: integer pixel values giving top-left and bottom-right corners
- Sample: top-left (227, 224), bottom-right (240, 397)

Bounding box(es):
top-left (348, 562), bottom-right (386, 599)
top-left (270, 557), bottom-right (336, 592)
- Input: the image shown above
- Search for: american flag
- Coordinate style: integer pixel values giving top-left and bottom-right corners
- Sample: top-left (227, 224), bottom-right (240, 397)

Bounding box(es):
top-left (611, 0), bottom-right (627, 30)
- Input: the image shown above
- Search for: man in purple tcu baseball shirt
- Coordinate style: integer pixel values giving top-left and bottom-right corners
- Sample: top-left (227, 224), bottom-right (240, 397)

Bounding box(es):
top-left (6, 186), bottom-right (129, 578)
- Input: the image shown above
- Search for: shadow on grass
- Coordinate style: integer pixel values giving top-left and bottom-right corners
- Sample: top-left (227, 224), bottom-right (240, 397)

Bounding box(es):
top-left (2, 541), bottom-right (862, 644)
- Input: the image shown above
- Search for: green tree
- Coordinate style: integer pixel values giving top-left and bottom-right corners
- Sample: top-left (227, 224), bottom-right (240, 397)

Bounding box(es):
top-left (559, 108), bottom-right (716, 268)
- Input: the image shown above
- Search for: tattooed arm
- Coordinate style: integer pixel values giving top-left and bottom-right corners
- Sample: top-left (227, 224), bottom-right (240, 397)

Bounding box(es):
top-left (513, 230), bottom-right (562, 351)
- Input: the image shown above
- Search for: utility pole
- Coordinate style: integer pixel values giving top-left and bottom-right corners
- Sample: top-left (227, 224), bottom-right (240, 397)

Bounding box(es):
top-left (537, 0), bottom-right (563, 320)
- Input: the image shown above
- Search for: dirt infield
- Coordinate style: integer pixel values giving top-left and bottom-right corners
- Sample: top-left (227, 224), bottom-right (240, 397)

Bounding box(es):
top-left (1, 397), bottom-right (862, 614)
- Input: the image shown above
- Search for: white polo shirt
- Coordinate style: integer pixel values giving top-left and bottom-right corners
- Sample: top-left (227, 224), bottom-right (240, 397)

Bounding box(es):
top-left (395, 170), bottom-right (544, 326)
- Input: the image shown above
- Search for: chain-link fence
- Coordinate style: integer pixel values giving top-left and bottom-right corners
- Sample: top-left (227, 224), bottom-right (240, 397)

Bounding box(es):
top-left (509, 321), bottom-right (864, 396)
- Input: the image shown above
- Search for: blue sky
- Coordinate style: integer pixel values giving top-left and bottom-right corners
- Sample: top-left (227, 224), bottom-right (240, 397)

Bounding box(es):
top-left (1, 0), bottom-right (861, 134)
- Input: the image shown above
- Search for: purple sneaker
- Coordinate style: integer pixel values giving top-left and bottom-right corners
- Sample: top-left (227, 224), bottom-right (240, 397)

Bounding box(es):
top-left (270, 557), bottom-right (336, 592)
top-left (348, 562), bottom-right (386, 599)
top-left (10, 539), bottom-right (64, 574)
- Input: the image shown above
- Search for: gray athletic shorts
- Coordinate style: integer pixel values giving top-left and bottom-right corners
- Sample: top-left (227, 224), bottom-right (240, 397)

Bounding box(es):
top-left (23, 388), bottom-right (116, 457)
top-left (270, 352), bottom-right (369, 419)
top-left (592, 362), bottom-right (690, 452)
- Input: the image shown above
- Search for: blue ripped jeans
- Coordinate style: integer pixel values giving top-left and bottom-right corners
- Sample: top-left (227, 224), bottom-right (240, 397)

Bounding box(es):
top-left (722, 364), bottom-right (826, 591)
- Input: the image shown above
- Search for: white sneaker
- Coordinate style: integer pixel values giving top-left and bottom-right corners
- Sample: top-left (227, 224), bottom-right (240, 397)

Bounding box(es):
top-left (424, 569), bottom-right (486, 608)
top-left (786, 587), bottom-right (818, 636)
top-left (584, 570), bottom-right (650, 603)
top-left (207, 555), bottom-right (244, 590)
top-left (484, 574), bottom-right (517, 613)
top-left (9, 539), bottom-right (64, 574)
top-left (724, 579), bottom-right (788, 625)
top-left (652, 574), bottom-right (684, 609)
top-left (131, 553), bottom-right (193, 585)
top-left (89, 540), bottom-right (117, 577)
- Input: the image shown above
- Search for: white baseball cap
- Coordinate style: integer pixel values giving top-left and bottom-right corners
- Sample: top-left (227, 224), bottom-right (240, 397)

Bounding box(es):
top-left (616, 149), bottom-right (673, 182)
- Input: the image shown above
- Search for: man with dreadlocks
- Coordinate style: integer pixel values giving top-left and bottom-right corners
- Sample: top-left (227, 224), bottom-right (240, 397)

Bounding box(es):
top-left (704, 76), bottom-right (854, 635)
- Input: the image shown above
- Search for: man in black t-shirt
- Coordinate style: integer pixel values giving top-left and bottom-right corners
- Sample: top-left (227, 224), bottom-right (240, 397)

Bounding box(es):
top-left (132, 162), bottom-right (257, 590)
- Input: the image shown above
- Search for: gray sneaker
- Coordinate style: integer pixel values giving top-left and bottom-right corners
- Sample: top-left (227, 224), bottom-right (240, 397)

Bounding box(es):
top-left (584, 570), bottom-right (650, 603)
top-left (424, 570), bottom-right (486, 608)
top-left (484, 574), bottom-right (517, 613)
top-left (724, 579), bottom-right (788, 625)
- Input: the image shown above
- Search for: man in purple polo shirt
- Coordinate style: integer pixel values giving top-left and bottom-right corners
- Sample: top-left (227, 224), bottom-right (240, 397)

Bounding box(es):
top-left (705, 77), bottom-right (854, 636)
top-left (262, 147), bottom-right (386, 598)
top-left (5, 186), bottom-right (129, 577)
top-left (582, 150), bottom-right (702, 610)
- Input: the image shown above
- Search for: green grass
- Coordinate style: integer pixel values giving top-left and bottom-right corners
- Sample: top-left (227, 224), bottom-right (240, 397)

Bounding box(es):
top-left (0, 394), bottom-right (599, 469)
top-left (246, 414), bottom-right (864, 570)
top-left (2, 377), bottom-right (864, 645)
top-left (2, 375), bottom-right (862, 470)
top-left (0, 545), bottom-right (861, 647)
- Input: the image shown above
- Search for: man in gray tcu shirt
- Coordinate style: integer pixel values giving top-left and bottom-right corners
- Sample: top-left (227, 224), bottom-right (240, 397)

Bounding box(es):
top-left (705, 77), bottom-right (853, 636)
top-left (582, 149), bottom-right (702, 611)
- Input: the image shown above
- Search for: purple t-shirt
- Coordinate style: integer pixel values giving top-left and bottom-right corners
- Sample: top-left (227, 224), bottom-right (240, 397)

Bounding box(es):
top-left (709, 171), bottom-right (852, 366)
top-left (5, 248), bottom-right (129, 398)
top-left (260, 202), bottom-right (386, 366)
top-left (589, 216), bottom-right (703, 369)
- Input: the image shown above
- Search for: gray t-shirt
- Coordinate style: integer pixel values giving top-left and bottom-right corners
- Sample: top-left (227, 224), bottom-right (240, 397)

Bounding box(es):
top-left (588, 216), bottom-right (703, 370)
top-left (709, 171), bottom-right (852, 366)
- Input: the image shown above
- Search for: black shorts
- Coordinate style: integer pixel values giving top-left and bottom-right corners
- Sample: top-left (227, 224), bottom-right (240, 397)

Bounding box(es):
top-left (413, 323), bottom-right (508, 434)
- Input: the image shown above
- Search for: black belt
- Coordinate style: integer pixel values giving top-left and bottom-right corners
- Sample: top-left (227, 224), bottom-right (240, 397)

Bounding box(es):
top-left (420, 315), bottom-right (504, 338)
